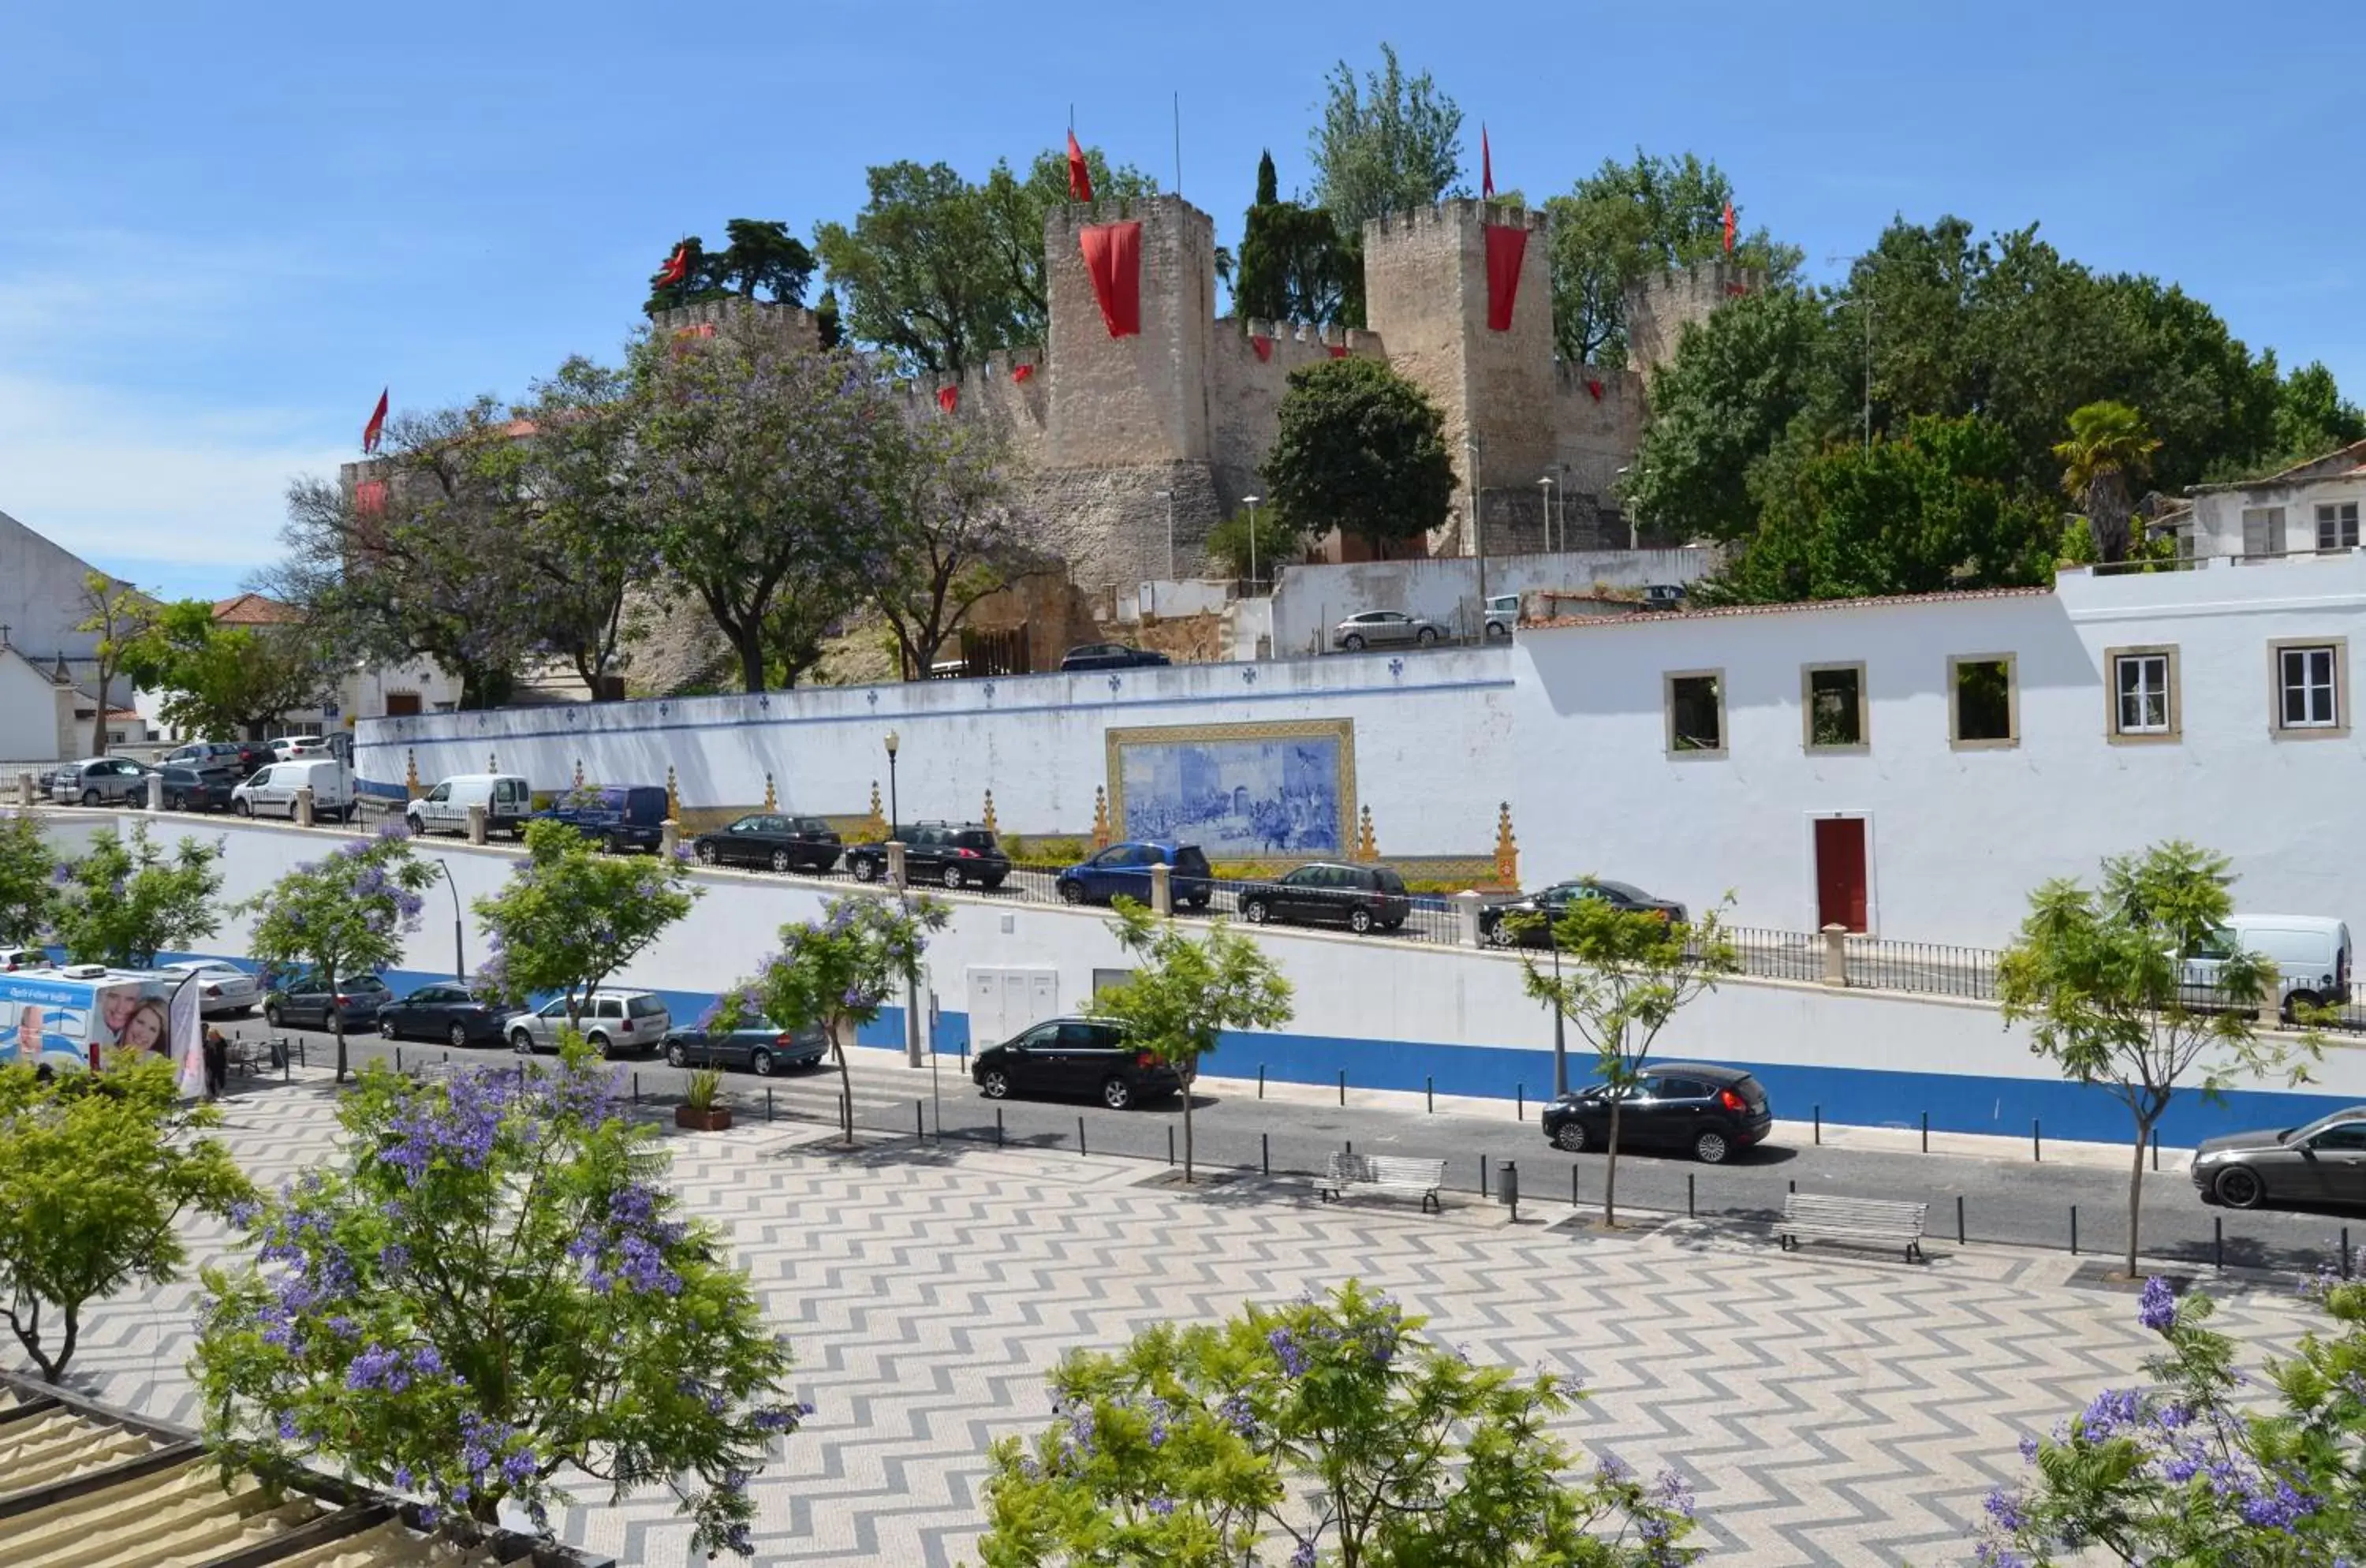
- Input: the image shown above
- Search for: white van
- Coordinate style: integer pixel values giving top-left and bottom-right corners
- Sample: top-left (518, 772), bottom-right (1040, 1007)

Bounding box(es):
top-left (2185, 914), bottom-right (2353, 1021)
top-left (407, 774), bottom-right (533, 839)
top-left (233, 758), bottom-right (356, 823)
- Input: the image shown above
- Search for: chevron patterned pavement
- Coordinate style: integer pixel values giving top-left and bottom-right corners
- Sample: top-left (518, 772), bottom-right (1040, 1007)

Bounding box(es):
top-left (49, 1071), bottom-right (2323, 1567)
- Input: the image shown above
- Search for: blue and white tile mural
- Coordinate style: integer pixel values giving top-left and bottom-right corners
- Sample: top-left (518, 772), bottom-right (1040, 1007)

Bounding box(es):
top-left (1109, 722), bottom-right (1353, 858)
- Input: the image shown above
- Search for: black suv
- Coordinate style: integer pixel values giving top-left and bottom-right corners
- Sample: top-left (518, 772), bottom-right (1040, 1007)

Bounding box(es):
top-left (1541, 1062), bottom-right (1772, 1165)
top-left (532, 785), bottom-right (672, 853)
top-left (156, 763), bottom-right (239, 812)
top-left (972, 1017), bottom-right (1182, 1109)
top-left (1238, 863), bottom-right (1411, 935)
top-left (847, 822), bottom-right (1011, 890)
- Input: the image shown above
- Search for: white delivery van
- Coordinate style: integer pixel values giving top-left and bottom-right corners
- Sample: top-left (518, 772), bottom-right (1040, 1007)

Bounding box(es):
top-left (2185, 914), bottom-right (2353, 1021)
top-left (232, 757), bottom-right (356, 822)
top-left (407, 774), bottom-right (533, 839)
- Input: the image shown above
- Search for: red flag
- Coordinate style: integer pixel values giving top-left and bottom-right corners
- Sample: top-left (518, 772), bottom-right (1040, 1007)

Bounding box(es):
top-left (936, 384), bottom-right (959, 413)
top-left (1722, 201), bottom-right (1735, 255)
top-left (361, 388), bottom-right (388, 454)
top-left (1066, 130), bottom-right (1094, 203)
top-left (1250, 334), bottom-right (1273, 363)
top-left (1481, 125), bottom-right (1494, 199)
top-left (657, 242), bottom-right (691, 286)
top-left (1012, 362), bottom-right (1036, 383)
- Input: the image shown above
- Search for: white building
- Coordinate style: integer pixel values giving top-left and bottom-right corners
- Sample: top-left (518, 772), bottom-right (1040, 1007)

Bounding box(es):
top-left (2178, 439), bottom-right (2366, 558)
top-left (135, 593), bottom-right (464, 745)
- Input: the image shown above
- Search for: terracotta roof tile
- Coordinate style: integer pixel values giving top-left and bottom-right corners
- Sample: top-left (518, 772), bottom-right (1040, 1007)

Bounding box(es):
top-left (1526, 585), bottom-right (2052, 632)
top-left (211, 592), bottom-right (300, 626)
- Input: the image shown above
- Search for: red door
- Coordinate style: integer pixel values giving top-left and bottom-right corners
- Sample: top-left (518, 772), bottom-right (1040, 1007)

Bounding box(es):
top-left (1814, 817), bottom-right (1868, 932)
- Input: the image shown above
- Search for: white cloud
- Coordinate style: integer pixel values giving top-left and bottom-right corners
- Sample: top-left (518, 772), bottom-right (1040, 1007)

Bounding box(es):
top-left (0, 372), bottom-right (347, 571)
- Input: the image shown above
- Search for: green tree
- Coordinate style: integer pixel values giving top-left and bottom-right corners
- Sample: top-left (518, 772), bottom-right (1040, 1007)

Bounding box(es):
top-left (1088, 901), bottom-right (1292, 1183)
top-left (50, 820), bottom-right (223, 969)
top-left (74, 570), bottom-right (155, 758)
top-left (1998, 842), bottom-right (2319, 1279)
top-left (709, 893), bottom-right (948, 1145)
top-left (1306, 44), bottom-right (1464, 233)
top-left (507, 357), bottom-right (659, 693)
top-left (644, 220), bottom-right (818, 316)
top-left (121, 598), bottom-right (340, 741)
top-left (629, 310), bottom-right (909, 692)
top-left (0, 1052), bottom-right (253, 1380)
top-left (1266, 357), bottom-right (1457, 552)
top-left (1698, 415), bottom-right (2060, 604)
top-left (244, 823), bottom-right (441, 1084)
top-left (2268, 359), bottom-right (2366, 466)
top-left (1521, 895), bottom-right (1740, 1226)
top-left (873, 421), bottom-right (1026, 680)
top-left (2054, 401), bottom-right (2162, 564)
top-left (0, 812), bottom-right (58, 947)
top-left (470, 819), bottom-right (697, 1042)
top-left (1980, 1275), bottom-right (2366, 1563)
top-left (192, 1047), bottom-right (800, 1555)
top-left (1234, 149), bottom-right (1359, 328)
top-left (1204, 505), bottom-right (1308, 584)
top-left (977, 1279), bottom-right (1699, 1567)
top-left (1543, 150), bottom-right (1801, 368)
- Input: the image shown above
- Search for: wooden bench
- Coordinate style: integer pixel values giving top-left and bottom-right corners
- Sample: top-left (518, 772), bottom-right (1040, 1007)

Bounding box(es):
top-left (1777, 1193), bottom-right (1928, 1262)
top-left (1318, 1152), bottom-right (1446, 1213)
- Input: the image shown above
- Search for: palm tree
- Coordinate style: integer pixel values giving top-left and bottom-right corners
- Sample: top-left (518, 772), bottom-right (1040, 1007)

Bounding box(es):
top-left (2054, 401), bottom-right (2161, 565)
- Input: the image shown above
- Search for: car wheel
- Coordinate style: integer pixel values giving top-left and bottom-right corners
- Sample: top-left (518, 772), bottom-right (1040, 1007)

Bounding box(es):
top-left (2282, 991), bottom-right (2319, 1025)
top-left (264, 1002), bottom-right (284, 1028)
top-left (2214, 1166), bottom-right (2266, 1209)
top-left (696, 842), bottom-right (718, 865)
top-left (666, 1041), bottom-right (687, 1068)
top-left (1059, 881), bottom-right (1087, 905)
top-left (447, 1022), bottom-right (470, 1051)
top-left (1486, 622), bottom-right (1511, 642)
top-left (1342, 634), bottom-right (1365, 651)
top-left (1101, 1077), bottom-right (1133, 1111)
top-left (587, 1032), bottom-right (612, 1058)
top-left (1693, 1129), bottom-right (1732, 1165)
top-left (751, 1049), bottom-right (774, 1077)
top-left (1416, 627), bottom-right (1438, 646)
top-left (511, 1029), bottom-right (534, 1054)
top-left (759, 848), bottom-right (788, 874)
top-left (80, 789), bottom-right (100, 807)
top-left (1243, 898), bottom-right (1269, 924)
top-left (379, 1016), bottom-right (398, 1039)
top-left (235, 799), bottom-right (253, 817)
top-left (167, 792), bottom-right (185, 811)
top-left (1553, 1122), bottom-right (1588, 1153)
top-left (853, 858), bottom-right (880, 883)
top-left (1349, 906), bottom-right (1375, 935)
top-left (941, 864), bottom-right (965, 890)
top-left (980, 1068), bottom-right (1012, 1099)
top-left (1487, 919), bottom-right (1517, 947)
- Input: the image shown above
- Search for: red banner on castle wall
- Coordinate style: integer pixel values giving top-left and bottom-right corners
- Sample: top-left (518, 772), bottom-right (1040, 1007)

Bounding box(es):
top-left (1327, 345), bottom-right (1349, 359)
top-left (1484, 225), bottom-right (1528, 331)
top-left (1079, 221), bottom-right (1143, 338)
top-left (354, 480), bottom-right (388, 517)
top-left (1012, 362), bottom-right (1036, 383)
top-left (936, 384), bottom-right (959, 413)
top-left (1250, 334), bottom-right (1273, 362)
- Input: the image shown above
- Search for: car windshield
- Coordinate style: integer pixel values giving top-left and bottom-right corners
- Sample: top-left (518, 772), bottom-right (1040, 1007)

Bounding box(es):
top-left (2284, 1110), bottom-right (2366, 1144)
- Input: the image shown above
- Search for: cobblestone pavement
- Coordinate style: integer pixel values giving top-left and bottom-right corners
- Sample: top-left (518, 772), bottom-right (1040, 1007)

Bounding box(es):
top-left (56, 1072), bottom-right (2323, 1567)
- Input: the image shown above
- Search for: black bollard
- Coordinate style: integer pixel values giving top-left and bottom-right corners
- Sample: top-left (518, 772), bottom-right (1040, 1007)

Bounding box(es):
top-left (916, 1100), bottom-right (924, 1141)
top-left (2215, 1216), bottom-right (2224, 1271)
top-left (1517, 1084), bottom-right (1524, 1121)
top-left (996, 1108), bottom-right (1005, 1147)
top-left (2033, 1119), bottom-right (2042, 1162)
top-left (633, 1073), bottom-right (641, 1105)
top-left (1338, 1069), bottom-right (1345, 1107)
top-left (1480, 1153), bottom-right (1488, 1196)
top-left (395, 1047), bottom-right (402, 1074)
top-left (1167, 1126), bottom-right (1175, 1166)
top-left (1920, 1111), bottom-right (1928, 1152)
top-left (1261, 1132), bottom-right (1269, 1176)
top-left (1502, 1161), bottom-right (1518, 1223)
top-left (1078, 1116), bottom-right (1087, 1156)
top-left (1813, 1105), bottom-right (1821, 1145)
top-left (1957, 1194), bottom-right (1966, 1245)
top-left (1426, 1075), bottom-right (1434, 1113)
top-left (766, 1087), bottom-right (774, 1122)
top-left (1571, 1163), bottom-right (1580, 1208)
top-left (2070, 1205), bottom-right (2078, 1256)
top-left (1258, 1064), bottom-right (1265, 1099)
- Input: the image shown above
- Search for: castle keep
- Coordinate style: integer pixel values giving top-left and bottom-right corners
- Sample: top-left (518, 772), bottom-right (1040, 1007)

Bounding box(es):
top-left (906, 193), bottom-right (1750, 589)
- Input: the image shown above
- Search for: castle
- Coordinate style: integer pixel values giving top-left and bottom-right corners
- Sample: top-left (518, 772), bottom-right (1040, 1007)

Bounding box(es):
top-left (645, 196), bottom-right (1756, 594)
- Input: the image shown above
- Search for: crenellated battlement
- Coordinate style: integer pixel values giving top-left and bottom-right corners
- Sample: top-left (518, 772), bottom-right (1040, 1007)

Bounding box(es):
top-left (1361, 198), bottom-right (1548, 243)
top-left (650, 297), bottom-right (822, 345)
top-left (1042, 193), bottom-right (1211, 237)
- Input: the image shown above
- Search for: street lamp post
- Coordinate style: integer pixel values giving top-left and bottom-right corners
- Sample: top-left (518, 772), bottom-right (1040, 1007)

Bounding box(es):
top-left (1549, 935), bottom-right (1569, 1098)
top-left (1466, 435), bottom-right (1487, 618)
top-left (1240, 495), bottom-right (1262, 594)
top-left (1537, 476), bottom-right (1555, 554)
top-left (883, 730), bottom-right (900, 838)
top-left (435, 861), bottom-right (467, 981)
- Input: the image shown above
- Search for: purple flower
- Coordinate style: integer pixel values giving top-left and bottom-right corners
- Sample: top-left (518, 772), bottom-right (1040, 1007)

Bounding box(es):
top-left (1148, 1495), bottom-right (1175, 1516)
top-left (1290, 1540), bottom-right (1317, 1568)
top-left (1983, 1487), bottom-right (2027, 1533)
top-left (2137, 1275), bottom-right (2177, 1332)
top-left (275, 1411), bottom-right (300, 1441)
top-left (391, 1464), bottom-right (413, 1489)
top-left (226, 1199), bottom-right (262, 1229)
top-left (1267, 1327), bottom-right (1306, 1378)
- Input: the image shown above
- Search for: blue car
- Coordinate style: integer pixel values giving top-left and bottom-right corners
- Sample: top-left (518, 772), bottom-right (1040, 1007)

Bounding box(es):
top-left (1055, 842), bottom-right (1215, 910)
top-left (531, 785), bottom-right (671, 853)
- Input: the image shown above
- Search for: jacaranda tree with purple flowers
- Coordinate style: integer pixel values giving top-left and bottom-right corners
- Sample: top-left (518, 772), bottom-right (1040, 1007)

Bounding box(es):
top-left (976, 1279), bottom-right (1700, 1567)
top-left (243, 822), bottom-right (440, 1082)
top-left (707, 892), bottom-right (947, 1144)
top-left (1978, 1273), bottom-right (2366, 1564)
top-left (470, 818), bottom-right (698, 1042)
top-left (192, 1044), bottom-right (801, 1557)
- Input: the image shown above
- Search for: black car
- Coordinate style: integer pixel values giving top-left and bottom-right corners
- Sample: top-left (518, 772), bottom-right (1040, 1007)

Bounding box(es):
top-left (1238, 863), bottom-right (1411, 935)
top-left (164, 740), bottom-right (274, 776)
top-left (532, 785), bottom-right (672, 853)
top-left (847, 821), bottom-right (1011, 890)
top-left (2191, 1105), bottom-right (2366, 1210)
top-left (692, 812), bottom-right (843, 874)
top-left (1542, 1063), bottom-right (1773, 1165)
top-left (1061, 643), bottom-right (1173, 671)
top-left (1055, 842), bottom-right (1215, 910)
top-left (971, 1017), bottom-right (1182, 1110)
top-left (155, 763), bottom-right (238, 812)
top-left (264, 971), bottom-right (394, 1032)
top-left (1481, 879), bottom-right (1689, 948)
top-left (662, 1019), bottom-right (829, 1075)
top-left (377, 982), bottom-right (506, 1047)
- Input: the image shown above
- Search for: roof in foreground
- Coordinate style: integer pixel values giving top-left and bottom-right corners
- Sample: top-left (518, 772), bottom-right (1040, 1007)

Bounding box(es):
top-left (1526, 586), bottom-right (2052, 632)
top-left (0, 1372), bottom-right (612, 1568)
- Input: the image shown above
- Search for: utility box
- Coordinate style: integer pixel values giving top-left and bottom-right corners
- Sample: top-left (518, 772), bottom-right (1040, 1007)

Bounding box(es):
top-left (965, 966), bottom-right (1060, 1051)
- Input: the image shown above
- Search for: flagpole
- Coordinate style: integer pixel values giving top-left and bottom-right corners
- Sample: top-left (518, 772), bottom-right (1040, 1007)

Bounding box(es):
top-left (1173, 91), bottom-right (1181, 196)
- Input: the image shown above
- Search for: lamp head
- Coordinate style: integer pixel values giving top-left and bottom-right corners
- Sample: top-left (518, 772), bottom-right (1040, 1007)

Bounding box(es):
top-left (884, 730), bottom-right (901, 759)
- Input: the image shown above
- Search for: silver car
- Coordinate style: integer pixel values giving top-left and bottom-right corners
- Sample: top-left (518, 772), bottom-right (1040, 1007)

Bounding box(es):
top-left (158, 959), bottom-right (262, 1017)
top-left (1483, 593), bottom-right (1520, 641)
top-left (50, 757), bottom-right (152, 807)
top-left (1332, 610), bottom-right (1442, 651)
top-left (504, 990), bottom-right (674, 1058)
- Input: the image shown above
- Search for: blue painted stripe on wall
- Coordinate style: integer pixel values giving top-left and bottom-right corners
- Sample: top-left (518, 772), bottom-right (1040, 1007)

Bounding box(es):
top-left (166, 950), bottom-right (2349, 1146)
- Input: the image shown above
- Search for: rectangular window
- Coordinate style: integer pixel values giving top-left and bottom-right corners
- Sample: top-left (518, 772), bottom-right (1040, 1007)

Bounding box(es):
top-left (1949, 655), bottom-right (2017, 748)
top-left (2241, 506), bottom-right (2286, 556)
top-left (1664, 671), bottom-right (1726, 756)
top-left (2318, 502), bottom-right (2360, 551)
top-left (1802, 663), bottom-right (1866, 751)
top-left (2278, 644), bottom-right (2342, 731)
top-left (2110, 649), bottom-right (2175, 738)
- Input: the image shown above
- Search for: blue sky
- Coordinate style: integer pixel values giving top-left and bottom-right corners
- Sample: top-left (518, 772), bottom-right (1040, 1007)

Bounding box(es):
top-left (3, 1), bottom-right (2356, 602)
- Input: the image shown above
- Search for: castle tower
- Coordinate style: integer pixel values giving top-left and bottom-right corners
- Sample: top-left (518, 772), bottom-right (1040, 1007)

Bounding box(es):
top-left (1360, 201), bottom-right (1555, 556)
top-left (1621, 260), bottom-right (1763, 379)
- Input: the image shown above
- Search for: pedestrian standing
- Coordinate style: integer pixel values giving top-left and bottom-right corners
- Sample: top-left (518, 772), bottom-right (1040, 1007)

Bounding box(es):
top-left (202, 1025), bottom-right (229, 1100)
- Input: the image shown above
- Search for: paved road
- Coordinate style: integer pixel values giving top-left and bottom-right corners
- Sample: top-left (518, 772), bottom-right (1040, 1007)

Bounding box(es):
top-left (239, 1020), bottom-right (2361, 1278)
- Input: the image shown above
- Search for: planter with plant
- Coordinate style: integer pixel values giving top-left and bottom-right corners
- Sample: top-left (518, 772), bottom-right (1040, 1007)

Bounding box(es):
top-left (676, 1067), bottom-right (733, 1131)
